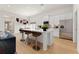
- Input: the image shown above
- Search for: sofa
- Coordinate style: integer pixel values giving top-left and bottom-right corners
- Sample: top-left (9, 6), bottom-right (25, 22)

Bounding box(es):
top-left (0, 32), bottom-right (16, 54)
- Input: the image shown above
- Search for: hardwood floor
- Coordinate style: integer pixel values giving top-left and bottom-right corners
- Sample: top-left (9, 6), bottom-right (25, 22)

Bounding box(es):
top-left (15, 33), bottom-right (77, 54)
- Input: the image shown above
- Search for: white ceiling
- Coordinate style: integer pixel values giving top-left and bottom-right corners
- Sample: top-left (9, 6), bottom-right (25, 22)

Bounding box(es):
top-left (0, 4), bottom-right (73, 16)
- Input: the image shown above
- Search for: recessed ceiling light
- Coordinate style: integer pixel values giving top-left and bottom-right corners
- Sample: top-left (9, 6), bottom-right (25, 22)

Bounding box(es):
top-left (7, 5), bottom-right (11, 7)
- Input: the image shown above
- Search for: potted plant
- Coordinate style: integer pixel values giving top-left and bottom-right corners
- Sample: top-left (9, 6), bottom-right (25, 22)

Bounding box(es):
top-left (41, 24), bottom-right (48, 31)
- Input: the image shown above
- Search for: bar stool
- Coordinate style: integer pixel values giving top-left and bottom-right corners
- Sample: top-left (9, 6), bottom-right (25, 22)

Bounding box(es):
top-left (32, 32), bottom-right (41, 51)
top-left (19, 29), bottom-right (25, 41)
top-left (25, 31), bottom-right (31, 45)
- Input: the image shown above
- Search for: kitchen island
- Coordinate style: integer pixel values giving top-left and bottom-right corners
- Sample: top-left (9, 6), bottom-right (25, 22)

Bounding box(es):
top-left (19, 28), bottom-right (53, 51)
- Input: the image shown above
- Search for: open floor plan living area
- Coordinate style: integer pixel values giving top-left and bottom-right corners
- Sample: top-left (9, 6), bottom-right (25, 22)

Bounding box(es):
top-left (0, 4), bottom-right (79, 54)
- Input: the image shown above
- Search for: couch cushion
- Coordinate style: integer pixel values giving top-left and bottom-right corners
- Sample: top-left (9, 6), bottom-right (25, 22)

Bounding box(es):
top-left (0, 32), bottom-right (15, 40)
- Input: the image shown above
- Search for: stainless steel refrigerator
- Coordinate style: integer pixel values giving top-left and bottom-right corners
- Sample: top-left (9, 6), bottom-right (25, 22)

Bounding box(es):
top-left (59, 19), bottom-right (73, 40)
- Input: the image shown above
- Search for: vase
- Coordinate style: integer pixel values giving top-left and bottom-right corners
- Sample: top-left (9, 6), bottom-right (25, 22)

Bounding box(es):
top-left (43, 29), bottom-right (46, 31)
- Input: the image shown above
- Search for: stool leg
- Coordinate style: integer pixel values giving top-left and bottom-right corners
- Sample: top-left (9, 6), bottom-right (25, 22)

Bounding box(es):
top-left (25, 34), bottom-right (31, 45)
top-left (32, 37), bottom-right (40, 51)
top-left (20, 32), bottom-right (25, 41)
top-left (25, 34), bottom-right (28, 44)
top-left (36, 37), bottom-right (37, 50)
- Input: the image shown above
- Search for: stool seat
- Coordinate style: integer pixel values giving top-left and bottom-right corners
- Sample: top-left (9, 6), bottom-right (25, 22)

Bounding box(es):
top-left (32, 32), bottom-right (41, 37)
top-left (25, 32), bottom-right (32, 45)
top-left (25, 32), bottom-right (31, 34)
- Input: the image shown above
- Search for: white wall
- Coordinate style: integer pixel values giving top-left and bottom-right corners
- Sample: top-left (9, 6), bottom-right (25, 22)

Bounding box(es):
top-left (76, 5), bottom-right (79, 53)
top-left (74, 5), bottom-right (79, 53)
top-left (73, 5), bottom-right (77, 43)
top-left (73, 4), bottom-right (79, 53)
